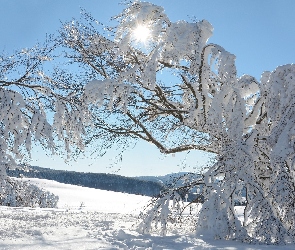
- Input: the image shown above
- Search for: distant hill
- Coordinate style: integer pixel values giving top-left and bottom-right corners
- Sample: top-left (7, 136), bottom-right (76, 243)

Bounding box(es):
top-left (7, 165), bottom-right (164, 197)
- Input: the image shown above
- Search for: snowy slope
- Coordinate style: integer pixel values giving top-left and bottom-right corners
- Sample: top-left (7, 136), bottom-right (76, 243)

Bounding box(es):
top-left (0, 178), bottom-right (294, 250)
top-left (24, 177), bottom-right (150, 213)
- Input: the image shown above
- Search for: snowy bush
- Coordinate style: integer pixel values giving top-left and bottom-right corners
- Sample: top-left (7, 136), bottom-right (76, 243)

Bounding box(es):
top-left (0, 177), bottom-right (58, 208)
top-left (138, 190), bottom-right (184, 236)
top-left (138, 173), bottom-right (204, 236)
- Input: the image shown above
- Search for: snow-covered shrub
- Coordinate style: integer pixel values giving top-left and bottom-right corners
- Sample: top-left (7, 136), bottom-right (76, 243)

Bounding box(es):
top-left (138, 173), bottom-right (204, 236)
top-left (138, 190), bottom-right (184, 236)
top-left (0, 177), bottom-right (58, 208)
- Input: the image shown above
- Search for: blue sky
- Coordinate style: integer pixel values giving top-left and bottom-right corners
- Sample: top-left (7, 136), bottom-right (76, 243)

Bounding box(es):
top-left (1, 0), bottom-right (295, 176)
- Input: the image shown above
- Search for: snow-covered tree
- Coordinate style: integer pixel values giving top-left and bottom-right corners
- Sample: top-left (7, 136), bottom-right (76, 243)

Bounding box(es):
top-left (0, 42), bottom-right (90, 204)
top-left (58, 1), bottom-right (295, 244)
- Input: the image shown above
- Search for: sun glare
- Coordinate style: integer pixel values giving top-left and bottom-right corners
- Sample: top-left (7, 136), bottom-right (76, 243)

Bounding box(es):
top-left (132, 25), bottom-right (151, 43)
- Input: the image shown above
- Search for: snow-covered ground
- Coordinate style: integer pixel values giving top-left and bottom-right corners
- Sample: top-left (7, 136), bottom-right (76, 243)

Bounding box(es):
top-left (0, 178), bottom-right (294, 249)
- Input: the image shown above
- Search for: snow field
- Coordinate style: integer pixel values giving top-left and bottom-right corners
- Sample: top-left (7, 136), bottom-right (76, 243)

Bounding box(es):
top-left (23, 178), bottom-right (151, 213)
top-left (0, 178), bottom-right (294, 249)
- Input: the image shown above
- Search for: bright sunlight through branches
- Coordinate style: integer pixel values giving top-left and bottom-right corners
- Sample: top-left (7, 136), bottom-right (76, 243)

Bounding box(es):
top-left (132, 24), bottom-right (151, 43)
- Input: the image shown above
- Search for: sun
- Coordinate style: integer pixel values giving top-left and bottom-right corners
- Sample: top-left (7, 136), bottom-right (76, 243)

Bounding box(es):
top-left (132, 24), bottom-right (151, 43)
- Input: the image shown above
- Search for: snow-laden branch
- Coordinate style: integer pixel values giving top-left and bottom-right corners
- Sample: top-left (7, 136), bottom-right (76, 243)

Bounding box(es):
top-left (0, 43), bottom-right (90, 192)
